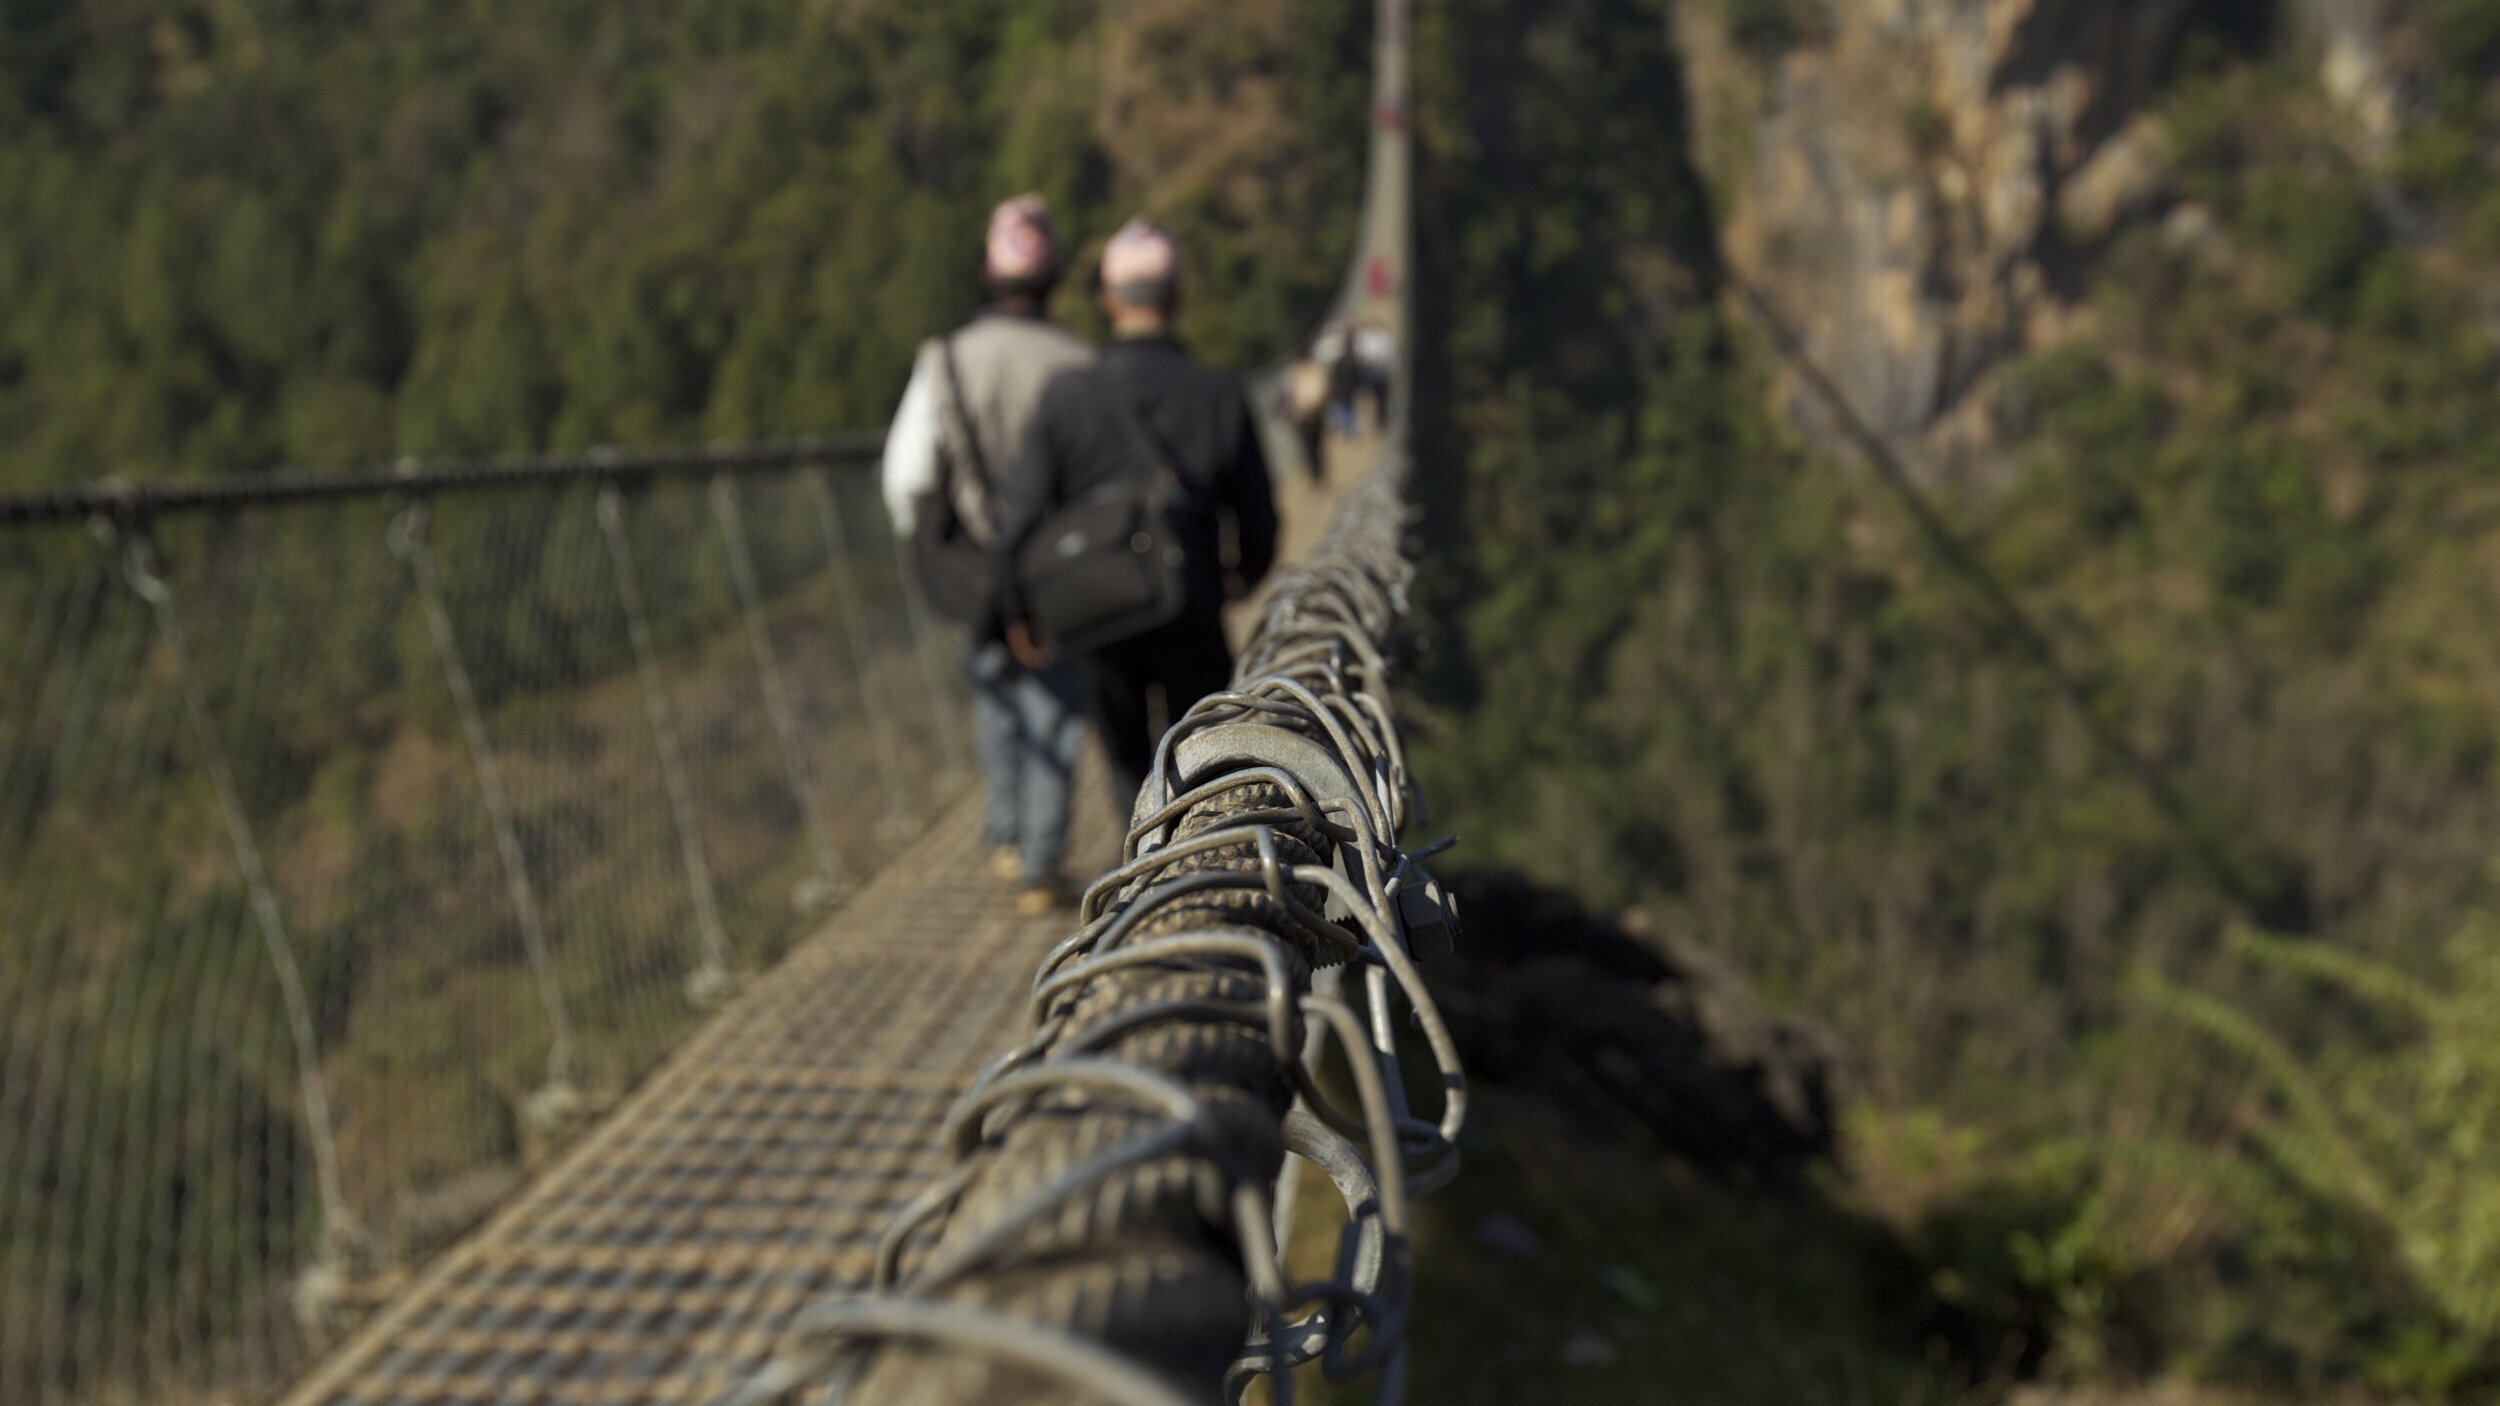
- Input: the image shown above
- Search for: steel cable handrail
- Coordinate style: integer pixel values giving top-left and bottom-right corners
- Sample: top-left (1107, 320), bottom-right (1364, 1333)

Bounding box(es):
top-left (0, 433), bottom-right (884, 526)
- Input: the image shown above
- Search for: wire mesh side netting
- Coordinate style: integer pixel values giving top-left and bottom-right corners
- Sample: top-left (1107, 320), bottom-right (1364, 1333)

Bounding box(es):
top-left (0, 464), bottom-right (969, 1406)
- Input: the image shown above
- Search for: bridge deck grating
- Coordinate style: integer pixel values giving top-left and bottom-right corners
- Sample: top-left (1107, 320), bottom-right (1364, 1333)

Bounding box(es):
top-left (277, 776), bottom-right (1116, 1406)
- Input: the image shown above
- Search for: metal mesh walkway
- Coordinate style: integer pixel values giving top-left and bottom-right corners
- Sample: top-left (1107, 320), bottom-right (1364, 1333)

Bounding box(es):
top-left (276, 778), bottom-right (1119, 1406)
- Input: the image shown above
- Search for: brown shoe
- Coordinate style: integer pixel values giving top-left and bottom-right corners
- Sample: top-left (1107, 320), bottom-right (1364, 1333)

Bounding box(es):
top-left (1015, 879), bottom-right (1076, 918)
top-left (989, 846), bottom-right (1023, 882)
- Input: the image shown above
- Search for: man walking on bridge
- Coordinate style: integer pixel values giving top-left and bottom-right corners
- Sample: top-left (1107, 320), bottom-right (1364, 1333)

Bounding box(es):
top-left (883, 195), bottom-right (1092, 914)
top-left (994, 218), bottom-right (1279, 810)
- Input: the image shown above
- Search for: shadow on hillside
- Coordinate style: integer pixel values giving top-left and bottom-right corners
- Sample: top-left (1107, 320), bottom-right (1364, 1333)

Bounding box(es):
top-left (1350, 872), bottom-right (2015, 1406)
top-left (1434, 871), bottom-right (1839, 1186)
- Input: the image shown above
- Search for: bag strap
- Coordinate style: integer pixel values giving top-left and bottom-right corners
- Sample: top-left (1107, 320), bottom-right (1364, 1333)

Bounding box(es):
top-left (1095, 368), bottom-right (1184, 501)
top-left (937, 335), bottom-right (993, 496)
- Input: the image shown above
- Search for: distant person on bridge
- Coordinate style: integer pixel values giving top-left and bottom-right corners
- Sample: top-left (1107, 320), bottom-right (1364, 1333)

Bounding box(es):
top-left (993, 218), bottom-right (1280, 811)
top-left (1283, 354), bottom-right (1332, 482)
top-left (882, 194), bottom-right (1092, 915)
top-left (1352, 320), bottom-right (1396, 428)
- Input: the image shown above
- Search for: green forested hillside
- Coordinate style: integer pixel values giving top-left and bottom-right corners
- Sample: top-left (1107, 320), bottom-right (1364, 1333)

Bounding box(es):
top-left (0, 0), bottom-right (1368, 488)
top-left (1405, 0), bottom-right (2500, 1397)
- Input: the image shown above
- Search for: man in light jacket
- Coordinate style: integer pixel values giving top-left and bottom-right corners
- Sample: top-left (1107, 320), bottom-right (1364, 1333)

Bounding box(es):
top-left (882, 195), bottom-right (1093, 914)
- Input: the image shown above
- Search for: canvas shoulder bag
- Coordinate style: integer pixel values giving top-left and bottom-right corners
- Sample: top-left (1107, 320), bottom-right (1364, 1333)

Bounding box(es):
top-left (1014, 372), bottom-right (1188, 655)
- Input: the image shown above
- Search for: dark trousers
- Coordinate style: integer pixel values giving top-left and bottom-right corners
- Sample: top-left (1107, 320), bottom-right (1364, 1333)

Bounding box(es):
top-left (1082, 610), bottom-right (1235, 819)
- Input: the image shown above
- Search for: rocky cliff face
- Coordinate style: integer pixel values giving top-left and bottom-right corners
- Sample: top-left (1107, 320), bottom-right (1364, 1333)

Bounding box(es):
top-left (1677, 0), bottom-right (2428, 479)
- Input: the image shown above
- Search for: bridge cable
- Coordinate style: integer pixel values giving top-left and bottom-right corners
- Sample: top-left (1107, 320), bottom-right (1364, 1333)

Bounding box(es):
top-left (711, 474), bottom-right (851, 900)
top-left (3, 585), bottom-right (170, 1397)
top-left (1731, 277), bottom-right (2283, 922)
top-left (390, 502), bottom-right (585, 1113)
top-left (119, 532), bottom-right (358, 1272)
top-left (596, 485), bottom-right (740, 1007)
top-left (804, 467), bottom-right (917, 831)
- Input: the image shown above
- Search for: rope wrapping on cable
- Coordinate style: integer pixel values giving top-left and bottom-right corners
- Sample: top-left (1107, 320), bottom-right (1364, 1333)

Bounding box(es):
top-left (737, 451), bottom-right (1465, 1406)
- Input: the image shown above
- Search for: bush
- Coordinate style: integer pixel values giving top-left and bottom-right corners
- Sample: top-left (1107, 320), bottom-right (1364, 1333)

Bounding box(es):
top-left (2241, 167), bottom-right (2387, 324)
top-left (2430, 0), bottom-right (2500, 73)
top-left (1903, 94), bottom-right (1948, 152)
top-left (2396, 118), bottom-right (2483, 203)
top-left (2146, 924), bottom-right (2500, 1394)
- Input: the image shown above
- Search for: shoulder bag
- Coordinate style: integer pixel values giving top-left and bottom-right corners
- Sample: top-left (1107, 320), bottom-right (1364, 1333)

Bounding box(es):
top-left (1015, 373), bottom-right (1188, 655)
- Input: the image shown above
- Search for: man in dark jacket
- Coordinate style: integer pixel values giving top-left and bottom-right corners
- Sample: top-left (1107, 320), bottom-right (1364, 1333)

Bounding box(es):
top-left (993, 218), bottom-right (1280, 811)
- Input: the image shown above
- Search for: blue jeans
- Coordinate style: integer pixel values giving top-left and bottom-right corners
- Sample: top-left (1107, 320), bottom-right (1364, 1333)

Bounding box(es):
top-left (967, 640), bottom-right (1087, 882)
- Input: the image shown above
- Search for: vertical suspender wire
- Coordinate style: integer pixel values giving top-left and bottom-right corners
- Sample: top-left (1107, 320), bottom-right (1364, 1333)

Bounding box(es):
top-left (0, 563), bottom-right (149, 1406)
top-left (887, 530), bottom-right (969, 775)
top-left (128, 881), bottom-right (245, 1384)
top-left (595, 486), bottom-right (737, 1007)
top-left (77, 800), bottom-right (187, 1393)
top-left (710, 474), bottom-right (848, 897)
top-left (144, 900), bottom-right (241, 1385)
top-left (22, 636), bottom-right (171, 1406)
top-left (120, 536), bottom-right (359, 1299)
top-left (194, 511), bottom-right (368, 1372)
top-left (802, 467), bottom-right (913, 829)
top-left (94, 520), bottom-right (293, 1392)
top-left (179, 513), bottom-right (363, 1361)
top-left (0, 566), bottom-right (107, 855)
top-left (388, 503), bottom-right (582, 1119)
top-left (0, 563), bottom-right (64, 753)
top-left (136, 520), bottom-right (310, 1374)
top-left (125, 537), bottom-right (324, 1331)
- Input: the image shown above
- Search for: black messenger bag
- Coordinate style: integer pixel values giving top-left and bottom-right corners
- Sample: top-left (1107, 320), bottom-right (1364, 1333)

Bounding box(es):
top-left (1015, 374), bottom-right (1187, 655)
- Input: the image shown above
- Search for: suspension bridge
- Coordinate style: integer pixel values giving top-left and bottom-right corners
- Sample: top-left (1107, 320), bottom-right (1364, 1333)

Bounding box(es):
top-left (0, 4), bottom-right (1446, 1404)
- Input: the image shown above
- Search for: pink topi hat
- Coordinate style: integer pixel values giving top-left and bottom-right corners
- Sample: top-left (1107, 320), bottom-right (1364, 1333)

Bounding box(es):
top-left (1100, 217), bottom-right (1179, 291)
top-left (985, 194), bottom-right (1059, 283)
